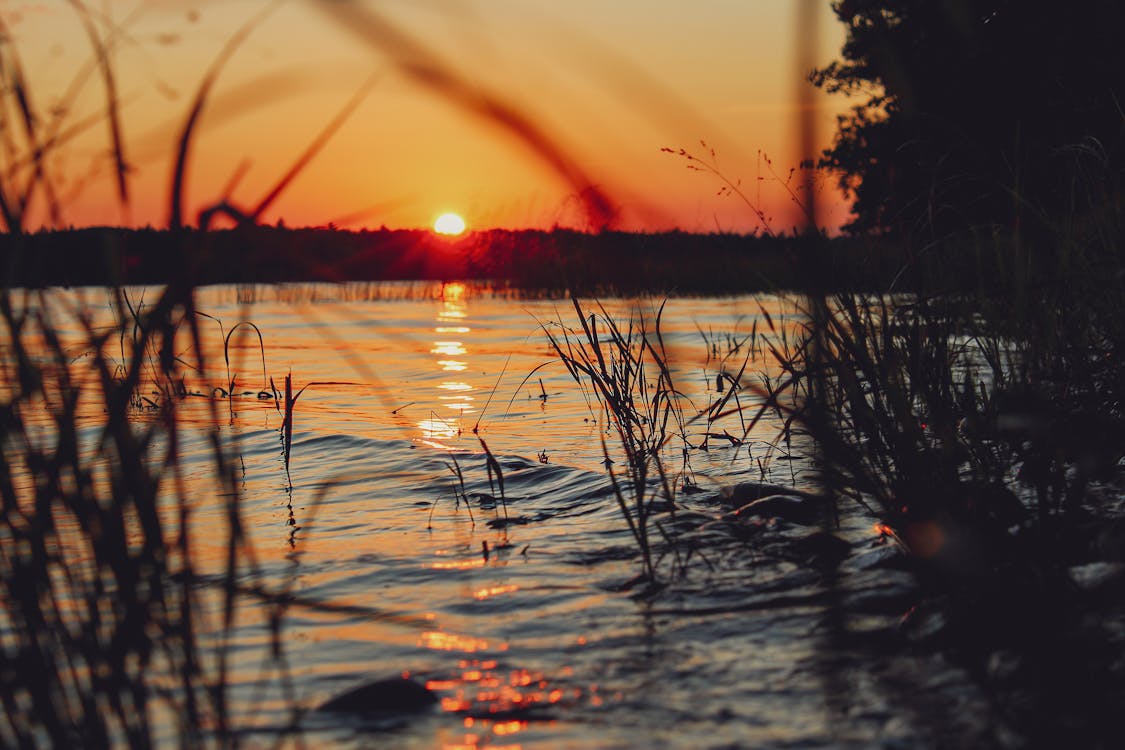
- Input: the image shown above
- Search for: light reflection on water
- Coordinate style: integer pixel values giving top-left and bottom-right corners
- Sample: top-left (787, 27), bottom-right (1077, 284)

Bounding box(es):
top-left (2, 282), bottom-right (983, 748)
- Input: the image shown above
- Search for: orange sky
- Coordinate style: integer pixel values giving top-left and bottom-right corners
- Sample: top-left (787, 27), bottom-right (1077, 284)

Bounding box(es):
top-left (6, 1), bottom-right (852, 234)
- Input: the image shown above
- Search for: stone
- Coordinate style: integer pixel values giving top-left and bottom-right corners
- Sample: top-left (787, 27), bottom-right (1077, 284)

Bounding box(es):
top-left (721, 481), bottom-right (819, 504)
top-left (317, 676), bottom-right (438, 716)
top-left (731, 494), bottom-right (825, 526)
top-left (792, 531), bottom-right (851, 566)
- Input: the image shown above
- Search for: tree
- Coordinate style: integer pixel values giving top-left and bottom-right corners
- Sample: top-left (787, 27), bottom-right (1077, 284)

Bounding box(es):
top-left (815, 0), bottom-right (1125, 240)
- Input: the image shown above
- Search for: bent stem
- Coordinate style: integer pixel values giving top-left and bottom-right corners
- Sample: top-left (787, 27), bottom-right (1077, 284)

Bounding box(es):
top-left (544, 298), bottom-right (688, 583)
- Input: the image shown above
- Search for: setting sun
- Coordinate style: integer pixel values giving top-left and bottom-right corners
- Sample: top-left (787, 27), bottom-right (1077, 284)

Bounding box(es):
top-left (434, 213), bottom-right (467, 235)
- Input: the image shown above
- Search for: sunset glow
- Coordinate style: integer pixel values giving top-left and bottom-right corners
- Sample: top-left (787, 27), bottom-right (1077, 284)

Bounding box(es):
top-left (4, 2), bottom-right (849, 233)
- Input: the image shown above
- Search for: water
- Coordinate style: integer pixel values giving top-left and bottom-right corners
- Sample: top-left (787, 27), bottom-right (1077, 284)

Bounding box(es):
top-left (3, 282), bottom-right (995, 748)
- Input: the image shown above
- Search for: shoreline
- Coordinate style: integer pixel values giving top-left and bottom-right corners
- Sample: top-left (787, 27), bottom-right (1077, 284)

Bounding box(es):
top-left (0, 225), bottom-right (987, 295)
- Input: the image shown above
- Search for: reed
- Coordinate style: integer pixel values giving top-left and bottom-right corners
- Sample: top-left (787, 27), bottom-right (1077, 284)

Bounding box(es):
top-left (695, 318), bottom-right (763, 460)
top-left (769, 234), bottom-right (1125, 555)
top-left (0, 13), bottom-right (248, 732)
top-left (543, 298), bottom-right (692, 583)
top-left (478, 438), bottom-right (509, 521)
top-left (433, 452), bottom-right (475, 528)
top-left (0, 5), bottom-right (379, 743)
top-left (725, 150), bottom-right (1125, 717)
top-left (0, 284), bottom-right (286, 745)
top-left (755, 213), bottom-right (1125, 742)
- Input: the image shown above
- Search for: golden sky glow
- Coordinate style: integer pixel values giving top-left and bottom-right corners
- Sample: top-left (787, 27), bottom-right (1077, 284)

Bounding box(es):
top-left (5, 1), bottom-right (851, 233)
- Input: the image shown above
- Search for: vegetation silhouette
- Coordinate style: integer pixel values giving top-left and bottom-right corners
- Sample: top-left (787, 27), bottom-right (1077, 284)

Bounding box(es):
top-left (777, 3), bottom-right (1125, 745)
top-left (815, 0), bottom-right (1125, 244)
top-left (3, 225), bottom-right (923, 295)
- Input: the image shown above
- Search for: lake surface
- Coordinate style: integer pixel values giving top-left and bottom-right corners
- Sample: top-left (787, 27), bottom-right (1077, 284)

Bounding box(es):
top-left (4, 282), bottom-right (996, 748)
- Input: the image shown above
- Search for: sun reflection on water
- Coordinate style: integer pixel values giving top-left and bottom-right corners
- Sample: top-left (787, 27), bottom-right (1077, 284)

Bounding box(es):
top-left (429, 557), bottom-right (488, 571)
top-left (427, 655), bottom-right (586, 749)
top-left (415, 606), bottom-right (592, 750)
top-left (432, 341), bottom-right (468, 356)
top-left (472, 584), bottom-right (520, 601)
top-left (420, 631), bottom-right (498, 653)
top-left (419, 417), bottom-right (459, 439)
top-left (419, 282), bottom-right (478, 442)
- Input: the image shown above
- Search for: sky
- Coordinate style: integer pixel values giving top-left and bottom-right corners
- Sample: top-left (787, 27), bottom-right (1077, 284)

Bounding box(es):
top-left (4, 1), bottom-right (853, 234)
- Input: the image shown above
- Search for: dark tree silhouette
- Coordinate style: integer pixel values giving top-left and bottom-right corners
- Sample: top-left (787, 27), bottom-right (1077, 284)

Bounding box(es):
top-left (815, 0), bottom-right (1125, 240)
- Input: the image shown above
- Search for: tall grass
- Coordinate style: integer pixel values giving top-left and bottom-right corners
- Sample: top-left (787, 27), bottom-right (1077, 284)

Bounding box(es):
top-left (746, 224), bottom-right (1125, 744)
top-left (767, 186), bottom-right (1125, 560)
top-left (543, 299), bottom-right (694, 584)
top-left (0, 287), bottom-right (278, 745)
top-left (737, 101), bottom-right (1125, 750)
top-left (743, 254), bottom-right (1123, 577)
top-left (0, 9), bottom-right (225, 741)
top-left (0, 5), bottom-right (372, 744)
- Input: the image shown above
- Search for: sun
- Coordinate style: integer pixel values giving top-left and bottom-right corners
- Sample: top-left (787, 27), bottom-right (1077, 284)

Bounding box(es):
top-left (433, 212), bottom-right (467, 236)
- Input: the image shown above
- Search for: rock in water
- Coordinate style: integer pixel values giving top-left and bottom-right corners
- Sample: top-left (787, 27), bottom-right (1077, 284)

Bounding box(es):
top-left (732, 494), bottom-right (824, 526)
top-left (318, 676), bottom-right (438, 716)
top-left (722, 481), bottom-right (819, 504)
top-left (793, 531), bottom-right (851, 567)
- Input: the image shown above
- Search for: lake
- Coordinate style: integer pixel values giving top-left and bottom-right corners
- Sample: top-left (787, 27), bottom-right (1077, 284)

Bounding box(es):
top-left (2, 282), bottom-right (995, 748)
